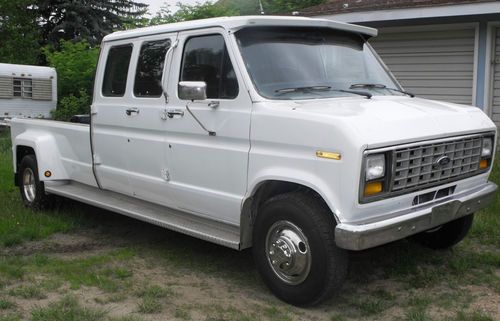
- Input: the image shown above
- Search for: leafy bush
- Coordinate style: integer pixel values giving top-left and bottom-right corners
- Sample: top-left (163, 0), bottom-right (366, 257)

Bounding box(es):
top-left (43, 40), bottom-right (98, 121)
top-left (51, 90), bottom-right (91, 122)
top-left (43, 40), bottom-right (99, 99)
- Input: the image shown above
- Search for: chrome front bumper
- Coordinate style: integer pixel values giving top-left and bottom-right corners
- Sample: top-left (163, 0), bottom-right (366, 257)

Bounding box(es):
top-left (335, 182), bottom-right (497, 251)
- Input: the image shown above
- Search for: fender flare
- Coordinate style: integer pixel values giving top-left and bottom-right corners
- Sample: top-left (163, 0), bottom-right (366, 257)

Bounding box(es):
top-left (240, 170), bottom-right (343, 249)
top-left (14, 131), bottom-right (68, 181)
top-left (247, 171), bottom-right (342, 220)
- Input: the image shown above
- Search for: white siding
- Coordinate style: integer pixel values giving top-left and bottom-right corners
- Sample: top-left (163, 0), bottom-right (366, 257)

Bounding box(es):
top-left (492, 27), bottom-right (500, 127)
top-left (370, 26), bottom-right (476, 105)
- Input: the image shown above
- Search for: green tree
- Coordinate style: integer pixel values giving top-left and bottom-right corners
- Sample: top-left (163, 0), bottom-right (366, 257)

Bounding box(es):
top-left (0, 0), bottom-right (40, 64)
top-left (217, 0), bottom-right (326, 15)
top-left (43, 40), bottom-right (99, 98)
top-left (149, 0), bottom-right (326, 25)
top-left (266, 0), bottom-right (325, 13)
top-left (37, 0), bottom-right (149, 47)
top-left (43, 40), bottom-right (99, 120)
top-left (150, 1), bottom-right (236, 25)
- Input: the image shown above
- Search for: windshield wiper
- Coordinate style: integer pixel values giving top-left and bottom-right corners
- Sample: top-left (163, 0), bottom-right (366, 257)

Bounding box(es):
top-left (275, 86), bottom-right (331, 93)
top-left (338, 89), bottom-right (372, 99)
top-left (275, 86), bottom-right (372, 99)
top-left (350, 83), bottom-right (415, 97)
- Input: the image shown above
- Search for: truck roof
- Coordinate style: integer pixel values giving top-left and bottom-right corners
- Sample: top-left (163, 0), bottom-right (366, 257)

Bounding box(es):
top-left (103, 15), bottom-right (377, 42)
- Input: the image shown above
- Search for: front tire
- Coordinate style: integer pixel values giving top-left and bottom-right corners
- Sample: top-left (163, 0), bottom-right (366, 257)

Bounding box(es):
top-left (411, 214), bottom-right (474, 249)
top-left (18, 155), bottom-right (53, 210)
top-left (252, 192), bottom-right (348, 306)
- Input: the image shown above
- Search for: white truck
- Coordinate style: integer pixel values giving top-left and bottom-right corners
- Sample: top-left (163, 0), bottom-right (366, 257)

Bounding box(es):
top-left (0, 63), bottom-right (57, 121)
top-left (9, 16), bottom-right (497, 306)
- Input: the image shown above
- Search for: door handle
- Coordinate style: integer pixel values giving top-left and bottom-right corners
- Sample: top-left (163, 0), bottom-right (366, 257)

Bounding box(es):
top-left (126, 108), bottom-right (140, 116)
top-left (208, 101), bottom-right (220, 109)
top-left (166, 109), bottom-right (184, 118)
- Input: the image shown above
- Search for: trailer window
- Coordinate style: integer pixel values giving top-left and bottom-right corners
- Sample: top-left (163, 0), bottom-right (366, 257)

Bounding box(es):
top-left (179, 34), bottom-right (238, 99)
top-left (102, 45), bottom-right (133, 97)
top-left (13, 78), bottom-right (33, 99)
top-left (134, 39), bottom-right (171, 98)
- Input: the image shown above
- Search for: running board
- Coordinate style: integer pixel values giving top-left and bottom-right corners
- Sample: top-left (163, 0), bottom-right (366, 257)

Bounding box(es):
top-left (45, 182), bottom-right (241, 249)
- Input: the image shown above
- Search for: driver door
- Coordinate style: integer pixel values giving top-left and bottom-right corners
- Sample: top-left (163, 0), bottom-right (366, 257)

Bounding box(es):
top-left (164, 29), bottom-right (252, 225)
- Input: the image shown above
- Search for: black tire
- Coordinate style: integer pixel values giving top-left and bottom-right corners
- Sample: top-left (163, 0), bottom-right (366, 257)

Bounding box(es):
top-left (411, 214), bottom-right (474, 249)
top-left (18, 154), bottom-right (54, 210)
top-left (252, 192), bottom-right (348, 306)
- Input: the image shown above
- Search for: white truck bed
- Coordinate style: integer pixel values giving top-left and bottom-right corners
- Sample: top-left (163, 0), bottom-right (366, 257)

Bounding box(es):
top-left (10, 118), bottom-right (97, 187)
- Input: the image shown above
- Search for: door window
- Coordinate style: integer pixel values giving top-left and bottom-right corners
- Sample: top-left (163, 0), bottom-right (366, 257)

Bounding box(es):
top-left (180, 34), bottom-right (238, 99)
top-left (102, 45), bottom-right (133, 97)
top-left (134, 39), bottom-right (171, 97)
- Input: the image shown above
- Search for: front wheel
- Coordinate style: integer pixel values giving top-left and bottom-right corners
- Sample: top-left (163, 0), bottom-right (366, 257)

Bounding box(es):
top-left (18, 155), bottom-right (54, 210)
top-left (252, 192), bottom-right (348, 306)
top-left (411, 214), bottom-right (474, 249)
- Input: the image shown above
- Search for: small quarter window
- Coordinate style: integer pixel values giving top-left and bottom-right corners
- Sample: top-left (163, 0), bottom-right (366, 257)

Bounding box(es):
top-left (134, 39), bottom-right (171, 97)
top-left (102, 45), bottom-right (133, 97)
top-left (180, 34), bottom-right (238, 99)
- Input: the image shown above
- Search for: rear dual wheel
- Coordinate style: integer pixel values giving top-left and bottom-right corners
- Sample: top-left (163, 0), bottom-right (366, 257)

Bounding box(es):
top-left (18, 155), bottom-right (54, 210)
top-left (253, 192), bottom-right (348, 306)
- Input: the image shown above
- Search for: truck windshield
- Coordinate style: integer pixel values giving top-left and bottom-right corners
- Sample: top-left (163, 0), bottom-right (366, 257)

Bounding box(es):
top-left (236, 27), bottom-right (401, 100)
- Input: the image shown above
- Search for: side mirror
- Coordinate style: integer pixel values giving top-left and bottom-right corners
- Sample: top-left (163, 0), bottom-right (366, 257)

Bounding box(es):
top-left (178, 81), bottom-right (207, 101)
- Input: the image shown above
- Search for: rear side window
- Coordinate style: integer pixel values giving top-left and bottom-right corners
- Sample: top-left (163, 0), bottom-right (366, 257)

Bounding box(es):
top-left (102, 45), bottom-right (133, 97)
top-left (180, 34), bottom-right (238, 99)
top-left (134, 39), bottom-right (171, 97)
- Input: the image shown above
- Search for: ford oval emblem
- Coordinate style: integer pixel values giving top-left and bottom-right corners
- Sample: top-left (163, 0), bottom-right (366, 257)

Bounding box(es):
top-left (434, 155), bottom-right (451, 168)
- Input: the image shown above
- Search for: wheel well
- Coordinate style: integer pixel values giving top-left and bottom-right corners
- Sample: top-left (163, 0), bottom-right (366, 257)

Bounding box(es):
top-left (240, 180), bottom-right (332, 249)
top-left (16, 146), bottom-right (35, 172)
top-left (255, 181), bottom-right (310, 206)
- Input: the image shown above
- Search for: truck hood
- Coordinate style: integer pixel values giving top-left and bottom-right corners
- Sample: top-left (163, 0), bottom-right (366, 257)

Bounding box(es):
top-left (291, 96), bottom-right (496, 148)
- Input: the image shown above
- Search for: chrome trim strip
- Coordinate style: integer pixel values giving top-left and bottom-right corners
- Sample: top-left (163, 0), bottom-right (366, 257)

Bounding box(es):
top-left (338, 181), bottom-right (497, 250)
top-left (367, 132), bottom-right (495, 154)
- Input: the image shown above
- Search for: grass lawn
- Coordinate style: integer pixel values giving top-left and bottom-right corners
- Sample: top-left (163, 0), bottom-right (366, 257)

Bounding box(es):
top-left (0, 127), bottom-right (498, 321)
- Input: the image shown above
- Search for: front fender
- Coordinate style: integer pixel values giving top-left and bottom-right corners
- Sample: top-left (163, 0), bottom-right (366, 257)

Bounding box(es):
top-left (14, 130), bottom-right (68, 181)
top-left (247, 167), bottom-right (343, 223)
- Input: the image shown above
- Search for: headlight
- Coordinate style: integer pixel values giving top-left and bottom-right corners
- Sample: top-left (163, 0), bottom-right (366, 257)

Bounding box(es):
top-left (482, 138), bottom-right (493, 157)
top-left (365, 154), bottom-right (385, 181)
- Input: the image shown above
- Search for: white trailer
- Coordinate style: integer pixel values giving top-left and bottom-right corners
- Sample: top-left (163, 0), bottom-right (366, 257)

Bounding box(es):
top-left (0, 63), bottom-right (57, 120)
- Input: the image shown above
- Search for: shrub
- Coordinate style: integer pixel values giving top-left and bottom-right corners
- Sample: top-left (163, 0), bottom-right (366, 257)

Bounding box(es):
top-left (51, 90), bottom-right (91, 122)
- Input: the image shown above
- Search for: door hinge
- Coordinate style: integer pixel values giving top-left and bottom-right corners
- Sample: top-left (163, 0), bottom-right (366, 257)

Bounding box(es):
top-left (161, 168), bottom-right (170, 181)
top-left (93, 154), bottom-right (101, 165)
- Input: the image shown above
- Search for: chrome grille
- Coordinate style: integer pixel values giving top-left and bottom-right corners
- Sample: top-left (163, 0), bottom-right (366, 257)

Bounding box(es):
top-left (392, 136), bottom-right (483, 192)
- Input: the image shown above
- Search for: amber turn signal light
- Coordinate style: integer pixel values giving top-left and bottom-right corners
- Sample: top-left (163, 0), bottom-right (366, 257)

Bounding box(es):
top-left (44, 171), bottom-right (52, 178)
top-left (479, 159), bottom-right (489, 170)
top-left (364, 181), bottom-right (383, 196)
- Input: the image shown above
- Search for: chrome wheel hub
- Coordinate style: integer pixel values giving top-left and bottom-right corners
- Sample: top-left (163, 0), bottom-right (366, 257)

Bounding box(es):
top-left (265, 220), bottom-right (311, 285)
top-left (23, 167), bottom-right (36, 203)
